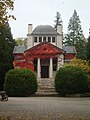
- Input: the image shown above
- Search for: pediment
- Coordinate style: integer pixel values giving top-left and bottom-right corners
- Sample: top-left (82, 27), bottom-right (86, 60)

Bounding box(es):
top-left (24, 42), bottom-right (65, 56)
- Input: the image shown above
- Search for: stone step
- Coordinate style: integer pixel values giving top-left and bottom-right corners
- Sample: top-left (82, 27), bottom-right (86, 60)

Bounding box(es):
top-left (35, 91), bottom-right (59, 97)
top-left (37, 87), bottom-right (55, 92)
top-left (37, 78), bottom-right (55, 92)
top-left (37, 87), bottom-right (55, 90)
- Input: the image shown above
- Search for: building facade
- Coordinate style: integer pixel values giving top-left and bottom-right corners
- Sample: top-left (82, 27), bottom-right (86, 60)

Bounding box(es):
top-left (13, 24), bottom-right (76, 91)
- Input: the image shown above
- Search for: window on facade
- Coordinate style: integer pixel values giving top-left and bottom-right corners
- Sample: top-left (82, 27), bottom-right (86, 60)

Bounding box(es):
top-left (48, 37), bottom-right (51, 42)
top-left (52, 37), bottom-right (55, 42)
top-left (43, 37), bottom-right (46, 42)
top-left (39, 37), bottom-right (42, 42)
top-left (34, 37), bottom-right (37, 42)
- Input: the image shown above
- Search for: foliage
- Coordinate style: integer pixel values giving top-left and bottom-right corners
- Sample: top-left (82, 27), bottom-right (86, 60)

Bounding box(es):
top-left (68, 58), bottom-right (90, 75)
top-left (0, 23), bottom-right (15, 90)
top-left (15, 37), bottom-right (27, 46)
top-left (0, 0), bottom-right (16, 25)
top-left (64, 10), bottom-right (87, 60)
top-left (13, 60), bottom-right (34, 72)
top-left (86, 34), bottom-right (90, 64)
top-left (54, 11), bottom-right (62, 30)
top-left (68, 58), bottom-right (90, 92)
top-left (55, 66), bottom-right (88, 96)
top-left (4, 68), bottom-right (38, 97)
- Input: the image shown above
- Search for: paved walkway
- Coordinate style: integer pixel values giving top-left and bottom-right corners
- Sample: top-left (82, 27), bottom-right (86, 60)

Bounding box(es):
top-left (0, 97), bottom-right (90, 120)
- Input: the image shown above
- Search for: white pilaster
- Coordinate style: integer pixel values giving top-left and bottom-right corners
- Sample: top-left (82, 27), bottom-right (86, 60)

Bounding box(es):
top-left (37, 58), bottom-right (41, 78)
top-left (60, 54), bottom-right (64, 65)
top-left (49, 58), bottom-right (53, 78)
top-left (46, 36), bottom-right (48, 42)
top-left (57, 54), bottom-right (64, 70)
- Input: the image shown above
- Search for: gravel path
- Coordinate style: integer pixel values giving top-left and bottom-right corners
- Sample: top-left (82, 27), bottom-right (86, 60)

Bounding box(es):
top-left (0, 97), bottom-right (90, 120)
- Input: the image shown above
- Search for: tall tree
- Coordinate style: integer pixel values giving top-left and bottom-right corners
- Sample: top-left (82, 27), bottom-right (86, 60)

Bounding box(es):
top-left (0, 23), bottom-right (15, 90)
top-left (0, 0), bottom-right (16, 25)
top-left (87, 29), bottom-right (90, 64)
top-left (54, 12), bottom-right (62, 30)
top-left (64, 10), bottom-right (87, 59)
top-left (15, 37), bottom-right (27, 46)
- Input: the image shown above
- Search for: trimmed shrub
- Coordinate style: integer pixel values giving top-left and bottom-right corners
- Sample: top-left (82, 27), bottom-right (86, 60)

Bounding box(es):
top-left (65, 58), bottom-right (90, 93)
top-left (55, 66), bottom-right (88, 96)
top-left (4, 68), bottom-right (38, 97)
top-left (87, 78), bottom-right (90, 93)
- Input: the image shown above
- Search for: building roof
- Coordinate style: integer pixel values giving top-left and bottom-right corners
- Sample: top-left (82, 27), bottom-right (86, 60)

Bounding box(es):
top-left (13, 45), bottom-right (76, 54)
top-left (32, 25), bottom-right (57, 35)
top-left (25, 42), bottom-right (65, 55)
top-left (62, 46), bottom-right (77, 54)
top-left (13, 46), bottom-right (27, 54)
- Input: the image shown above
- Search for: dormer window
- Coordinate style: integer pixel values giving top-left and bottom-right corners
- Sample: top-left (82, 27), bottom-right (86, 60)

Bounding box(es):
top-left (48, 37), bottom-right (51, 42)
top-left (39, 37), bottom-right (42, 42)
top-left (43, 37), bottom-right (46, 42)
top-left (34, 37), bottom-right (37, 42)
top-left (52, 37), bottom-right (55, 42)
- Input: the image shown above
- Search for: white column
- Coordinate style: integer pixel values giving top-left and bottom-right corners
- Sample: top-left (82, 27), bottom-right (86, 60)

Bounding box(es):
top-left (37, 58), bottom-right (41, 78)
top-left (49, 58), bottom-right (53, 78)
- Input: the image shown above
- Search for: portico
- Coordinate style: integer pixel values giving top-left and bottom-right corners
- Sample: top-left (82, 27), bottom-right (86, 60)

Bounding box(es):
top-left (24, 42), bottom-right (65, 80)
top-left (37, 57), bottom-right (53, 79)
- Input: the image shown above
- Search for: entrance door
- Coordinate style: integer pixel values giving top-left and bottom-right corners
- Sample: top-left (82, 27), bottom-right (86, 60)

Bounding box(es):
top-left (41, 66), bottom-right (49, 78)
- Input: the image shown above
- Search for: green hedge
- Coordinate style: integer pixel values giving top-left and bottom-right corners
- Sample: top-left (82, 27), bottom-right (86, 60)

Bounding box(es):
top-left (87, 75), bottom-right (90, 92)
top-left (4, 68), bottom-right (38, 97)
top-left (55, 66), bottom-right (88, 96)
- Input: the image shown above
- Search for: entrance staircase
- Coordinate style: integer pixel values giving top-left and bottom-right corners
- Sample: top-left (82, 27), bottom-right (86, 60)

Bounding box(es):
top-left (37, 78), bottom-right (55, 92)
top-left (35, 78), bottom-right (59, 96)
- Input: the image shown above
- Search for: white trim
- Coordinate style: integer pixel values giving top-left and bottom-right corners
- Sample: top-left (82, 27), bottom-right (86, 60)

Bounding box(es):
top-left (49, 58), bottom-right (53, 78)
top-left (37, 58), bottom-right (41, 78)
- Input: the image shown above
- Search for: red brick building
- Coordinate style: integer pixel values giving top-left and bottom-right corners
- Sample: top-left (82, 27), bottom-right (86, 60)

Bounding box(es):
top-left (13, 24), bottom-right (77, 91)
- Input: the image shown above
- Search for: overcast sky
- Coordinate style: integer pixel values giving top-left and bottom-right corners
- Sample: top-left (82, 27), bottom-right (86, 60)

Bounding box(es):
top-left (9, 0), bottom-right (90, 38)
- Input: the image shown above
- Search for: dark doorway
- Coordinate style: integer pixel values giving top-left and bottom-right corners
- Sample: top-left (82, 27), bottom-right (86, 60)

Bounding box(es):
top-left (41, 66), bottom-right (49, 78)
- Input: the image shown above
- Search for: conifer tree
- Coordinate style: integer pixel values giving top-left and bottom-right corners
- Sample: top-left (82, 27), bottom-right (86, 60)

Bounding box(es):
top-left (64, 10), bottom-right (87, 59)
top-left (0, 23), bottom-right (15, 90)
top-left (54, 12), bottom-right (62, 30)
top-left (87, 29), bottom-right (90, 64)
